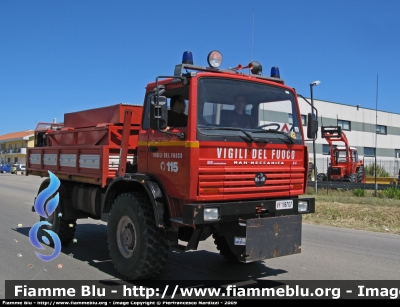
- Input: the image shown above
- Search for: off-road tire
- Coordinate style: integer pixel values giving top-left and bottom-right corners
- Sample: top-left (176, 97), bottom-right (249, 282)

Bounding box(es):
top-left (317, 173), bottom-right (326, 182)
top-left (212, 233), bottom-right (238, 261)
top-left (36, 180), bottom-right (77, 246)
top-left (349, 174), bottom-right (357, 183)
top-left (107, 192), bottom-right (168, 280)
top-left (39, 209), bottom-right (77, 245)
top-left (308, 163), bottom-right (314, 180)
top-left (357, 167), bottom-right (364, 183)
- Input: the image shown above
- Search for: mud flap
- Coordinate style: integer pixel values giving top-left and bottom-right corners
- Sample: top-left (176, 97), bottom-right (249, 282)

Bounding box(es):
top-left (244, 214), bottom-right (302, 262)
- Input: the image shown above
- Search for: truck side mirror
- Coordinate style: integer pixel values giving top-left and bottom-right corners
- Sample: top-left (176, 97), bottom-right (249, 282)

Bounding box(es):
top-left (307, 113), bottom-right (318, 139)
top-left (150, 96), bottom-right (168, 130)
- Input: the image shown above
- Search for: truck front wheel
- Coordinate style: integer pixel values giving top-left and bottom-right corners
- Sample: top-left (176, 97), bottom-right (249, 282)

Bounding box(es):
top-left (107, 192), bottom-right (168, 280)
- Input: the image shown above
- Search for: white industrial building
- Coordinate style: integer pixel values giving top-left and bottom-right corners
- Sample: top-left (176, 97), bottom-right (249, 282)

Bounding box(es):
top-left (298, 97), bottom-right (400, 176)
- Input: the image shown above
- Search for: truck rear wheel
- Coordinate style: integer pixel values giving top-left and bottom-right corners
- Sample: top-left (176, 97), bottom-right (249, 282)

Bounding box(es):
top-left (107, 192), bottom-right (168, 280)
top-left (40, 207), bottom-right (77, 245)
top-left (212, 233), bottom-right (237, 261)
top-left (37, 180), bottom-right (77, 246)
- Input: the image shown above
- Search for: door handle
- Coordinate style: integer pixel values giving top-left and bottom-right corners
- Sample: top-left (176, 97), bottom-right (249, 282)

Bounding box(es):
top-left (148, 147), bottom-right (158, 152)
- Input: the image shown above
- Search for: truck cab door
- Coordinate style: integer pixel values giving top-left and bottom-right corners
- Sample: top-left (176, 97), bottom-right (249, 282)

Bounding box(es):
top-left (137, 94), bottom-right (152, 173)
top-left (147, 96), bottom-right (190, 200)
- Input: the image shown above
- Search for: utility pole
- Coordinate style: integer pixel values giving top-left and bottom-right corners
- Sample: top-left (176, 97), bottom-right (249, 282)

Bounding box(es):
top-left (310, 81), bottom-right (321, 193)
top-left (374, 74), bottom-right (378, 196)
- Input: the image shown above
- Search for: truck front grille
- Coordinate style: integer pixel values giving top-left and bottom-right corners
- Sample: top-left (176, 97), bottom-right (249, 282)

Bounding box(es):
top-left (198, 166), bottom-right (305, 201)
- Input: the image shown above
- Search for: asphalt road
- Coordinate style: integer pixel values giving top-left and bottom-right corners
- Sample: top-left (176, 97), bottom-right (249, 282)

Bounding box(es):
top-left (1, 173), bottom-right (399, 299)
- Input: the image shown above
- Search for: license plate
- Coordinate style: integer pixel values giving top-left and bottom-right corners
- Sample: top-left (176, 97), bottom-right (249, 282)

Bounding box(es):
top-left (276, 200), bottom-right (293, 210)
top-left (234, 237), bottom-right (246, 245)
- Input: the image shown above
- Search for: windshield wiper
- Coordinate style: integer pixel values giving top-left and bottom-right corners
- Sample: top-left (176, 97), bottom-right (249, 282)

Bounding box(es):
top-left (250, 129), bottom-right (295, 144)
top-left (199, 126), bottom-right (259, 142)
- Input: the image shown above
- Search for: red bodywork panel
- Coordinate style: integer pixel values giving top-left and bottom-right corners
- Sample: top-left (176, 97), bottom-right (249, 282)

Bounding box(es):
top-left (64, 104), bottom-right (143, 128)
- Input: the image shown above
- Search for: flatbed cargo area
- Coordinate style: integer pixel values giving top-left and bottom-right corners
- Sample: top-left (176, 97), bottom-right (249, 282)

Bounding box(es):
top-left (27, 104), bottom-right (142, 186)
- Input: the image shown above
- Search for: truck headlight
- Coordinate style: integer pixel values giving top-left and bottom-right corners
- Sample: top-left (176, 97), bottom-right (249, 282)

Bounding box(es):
top-left (204, 208), bottom-right (219, 221)
top-left (298, 200), bottom-right (309, 213)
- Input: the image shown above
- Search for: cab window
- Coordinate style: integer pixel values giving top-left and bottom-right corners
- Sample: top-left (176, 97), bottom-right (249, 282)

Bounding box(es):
top-left (142, 85), bottom-right (189, 130)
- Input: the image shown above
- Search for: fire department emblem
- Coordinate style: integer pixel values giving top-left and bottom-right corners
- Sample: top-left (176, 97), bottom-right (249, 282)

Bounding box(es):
top-left (254, 173), bottom-right (266, 187)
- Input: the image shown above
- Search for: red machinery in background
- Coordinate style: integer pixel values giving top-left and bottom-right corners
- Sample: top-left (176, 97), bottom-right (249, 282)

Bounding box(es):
top-left (320, 126), bottom-right (365, 183)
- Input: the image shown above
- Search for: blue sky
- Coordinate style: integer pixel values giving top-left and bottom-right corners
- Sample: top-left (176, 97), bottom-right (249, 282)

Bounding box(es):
top-left (1, 0), bottom-right (399, 135)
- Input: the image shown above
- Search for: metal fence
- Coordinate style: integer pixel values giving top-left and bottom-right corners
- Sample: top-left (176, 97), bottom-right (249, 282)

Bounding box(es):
top-left (308, 181), bottom-right (394, 190)
top-left (363, 158), bottom-right (400, 177)
top-left (310, 157), bottom-right (400, 177)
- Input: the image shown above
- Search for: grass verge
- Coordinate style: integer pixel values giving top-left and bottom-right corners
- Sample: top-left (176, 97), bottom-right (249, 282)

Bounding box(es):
top-left (301, 188), bottom-right (400, 235)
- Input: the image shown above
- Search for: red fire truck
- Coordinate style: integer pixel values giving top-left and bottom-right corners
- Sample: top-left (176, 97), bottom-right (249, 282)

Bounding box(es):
top-left (27, 51), bottom-right (317, 279)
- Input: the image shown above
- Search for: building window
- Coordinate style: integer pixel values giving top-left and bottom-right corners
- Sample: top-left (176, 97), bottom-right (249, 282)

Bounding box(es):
top-left (364, 147), bottom-right (375, 157)
top-left (288, 114), bottom-right (307, 125)
top-left (323, 144), bottom-right (331, 155)
top-left (14, 157), bottom-right (18, 163)
top-left (376, 125), bottom-right (387, 135)
top-left (338, 119), bottom-right (351, 131)
top-left (395, 149), bottom-right (400, 158)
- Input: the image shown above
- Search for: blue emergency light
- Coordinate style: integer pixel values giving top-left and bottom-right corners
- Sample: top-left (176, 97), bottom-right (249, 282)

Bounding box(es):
top-left (182, 51), bottom-right (193, 65)
top-left (270, 66), bottom-right (280, 78)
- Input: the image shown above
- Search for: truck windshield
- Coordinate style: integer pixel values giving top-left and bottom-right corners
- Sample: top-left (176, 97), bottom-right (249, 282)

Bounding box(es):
top-left (197, 77), bottom-right (303, 143)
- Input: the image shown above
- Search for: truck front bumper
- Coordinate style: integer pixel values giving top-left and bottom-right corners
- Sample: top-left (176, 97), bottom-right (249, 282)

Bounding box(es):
top-left (181, 197), bottom-right (315, 225)
top-left (180, 197), bottom-right (314, 262)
